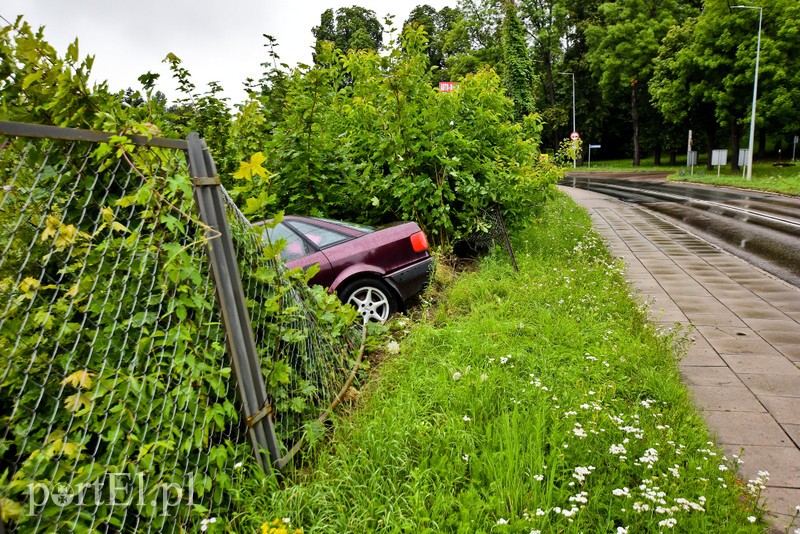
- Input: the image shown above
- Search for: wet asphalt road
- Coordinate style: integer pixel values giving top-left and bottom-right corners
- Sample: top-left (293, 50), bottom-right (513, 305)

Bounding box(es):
top-left (561, 173), bottom-right (800, 288)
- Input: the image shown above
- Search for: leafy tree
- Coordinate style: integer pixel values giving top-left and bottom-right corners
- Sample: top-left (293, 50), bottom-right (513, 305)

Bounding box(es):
top-left (650, 0), bottom-right (800, 169)
top-left (161, 54), bottom-right (233, 176)
top-left (519, 0), bottom-right (570, 149)
top-left (403, 5), bottom-right (463, 83)
top-left (0, 18), bottom-right (114, 129)
top-left (556, 0), bottom-right (605, 156)
top-left (586, 0), bottom-right (688, 166)
top-left (261, 25), bottom-right (559, 247)
top-left (502, 0), bottom-right (536, 121)
top-left (747, 0), bottom-right (800, 153)
top-left (312, 6), bottom-right (383, 60)
top-left (650, 17), bottom-right (720, 168)
top-left (443, 0), bottom-right (505, 79)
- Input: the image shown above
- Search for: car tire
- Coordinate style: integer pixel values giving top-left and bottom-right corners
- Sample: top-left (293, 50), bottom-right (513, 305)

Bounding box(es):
top-left (339, 279), bottom-right (397, 323)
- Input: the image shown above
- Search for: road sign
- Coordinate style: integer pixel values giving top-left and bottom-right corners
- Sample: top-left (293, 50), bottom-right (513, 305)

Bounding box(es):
top-left (439, 81), bottom-right (458, 92)
top-left (587, 144), bottom-right (601, 168)
top-left (570, 131), bottom-right (580, 141)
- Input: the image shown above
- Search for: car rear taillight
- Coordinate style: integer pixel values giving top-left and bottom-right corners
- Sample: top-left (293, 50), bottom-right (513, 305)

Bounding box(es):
top-left (410, 231), bottom-right (429, 253)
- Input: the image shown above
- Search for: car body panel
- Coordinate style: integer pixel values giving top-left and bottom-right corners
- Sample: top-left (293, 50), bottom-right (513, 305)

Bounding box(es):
top-left (259, 215), bottom-right (432, 310)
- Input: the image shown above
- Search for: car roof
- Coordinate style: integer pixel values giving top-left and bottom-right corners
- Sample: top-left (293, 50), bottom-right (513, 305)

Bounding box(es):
top-left (253, 215), bottom-right (374, 238)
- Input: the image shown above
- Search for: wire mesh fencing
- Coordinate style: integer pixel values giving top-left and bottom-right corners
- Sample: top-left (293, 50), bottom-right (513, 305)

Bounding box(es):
top-left (455, 205), bottom-right (519, 271)
top-left (0, 121), bottom-right (362, 532)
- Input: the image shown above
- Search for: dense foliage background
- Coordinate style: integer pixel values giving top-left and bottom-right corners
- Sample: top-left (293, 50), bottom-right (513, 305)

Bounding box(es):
top-left (317, 0), bottom-right (800, 170)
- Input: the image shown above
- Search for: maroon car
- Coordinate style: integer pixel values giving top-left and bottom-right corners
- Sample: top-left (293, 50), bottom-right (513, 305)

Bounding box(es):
top-left (257, 216), bottom-right (433, 322)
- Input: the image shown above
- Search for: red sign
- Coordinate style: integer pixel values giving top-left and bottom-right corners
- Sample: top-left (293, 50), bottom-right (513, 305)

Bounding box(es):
top-left (439, 81), bottom-right (458, 92)
top-left (570, 131), bottom-right (580, 140)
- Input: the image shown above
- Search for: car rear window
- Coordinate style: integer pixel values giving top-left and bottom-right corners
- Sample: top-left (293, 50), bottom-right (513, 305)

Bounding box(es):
top-left (263, 223), bottom-right (312, 261)
top-left (289, 221), bottom-right (353, 248)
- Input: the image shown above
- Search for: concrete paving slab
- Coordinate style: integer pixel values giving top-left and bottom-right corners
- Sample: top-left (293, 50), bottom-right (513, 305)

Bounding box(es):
top-left (717, 298), bottom-right (772, 313)
top-left (786, 425), bottom-right (800, 448)
top-left (680, 348), bottom-right (728, 367)
top-left (757, 397), bottom-right (800, 423)
top-left (705, 412), bottom-right (793, 447)
top-left (695, 325), bottom-right (757, 339)
top-left (756, 329), bottom-right (800, 346)
top-left (712, 337), bottom-right (781, 354)
top-left (741, 319), bottom-right (799, 332)
top-left (680, 366), bottom-right (743, 387)
top-left (733, 445), bottom-right (800, 487)
top-left (735, 307), bottom-right (793, 321)
top-left (740, 374), bottom-right (800, 398)
top-left (689, 385), bottom-right (766, 412)
top-left (685, 314), bottom-right (749, 328)
top-left (761, 487), bottom-right (800, 533)
top-left (721, 354), bottom-right (800, 375)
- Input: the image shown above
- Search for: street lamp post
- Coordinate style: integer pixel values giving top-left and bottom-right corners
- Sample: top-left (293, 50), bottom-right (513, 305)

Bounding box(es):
top-left (559, 72), bottom-right (577, 168)
top-left (732, 4), bottom-right (763, 181)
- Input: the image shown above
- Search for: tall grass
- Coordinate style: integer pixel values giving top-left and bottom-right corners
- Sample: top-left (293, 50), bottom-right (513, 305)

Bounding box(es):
top-left (231, 193), bottom-right (766, 533)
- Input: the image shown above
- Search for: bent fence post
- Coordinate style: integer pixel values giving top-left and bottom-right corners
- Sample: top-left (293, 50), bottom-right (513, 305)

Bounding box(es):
top-left (185, 133), bottom-right (281, 471)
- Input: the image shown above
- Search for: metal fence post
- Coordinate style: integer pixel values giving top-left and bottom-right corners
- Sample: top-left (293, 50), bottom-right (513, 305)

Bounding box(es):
top-left (185, 133), bottom-right (281, 471)
top-left (495, 205), bottom-right (519, 272)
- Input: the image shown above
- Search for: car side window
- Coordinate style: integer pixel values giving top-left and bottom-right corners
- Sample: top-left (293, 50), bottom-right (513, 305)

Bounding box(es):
top-left (289, 221), bottom-right (351, 248)
top-left (264, 222), bottom-right (311, 261)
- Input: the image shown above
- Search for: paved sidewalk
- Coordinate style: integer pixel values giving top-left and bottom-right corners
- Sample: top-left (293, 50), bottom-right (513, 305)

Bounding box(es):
top-left (562, 185), bottom-right (800, 532)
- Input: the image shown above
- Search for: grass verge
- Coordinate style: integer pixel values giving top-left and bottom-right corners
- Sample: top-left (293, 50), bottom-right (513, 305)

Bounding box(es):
top-left (582, 158), bottom-right (800, 196)
top-left (232, 192), bottom-right (767, 533)
top-left (669, 164), bottom-right (800, 196)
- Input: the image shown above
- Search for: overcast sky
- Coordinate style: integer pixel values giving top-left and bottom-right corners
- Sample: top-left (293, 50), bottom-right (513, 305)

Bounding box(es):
top-left (2, 1), bottom-right (457, 105)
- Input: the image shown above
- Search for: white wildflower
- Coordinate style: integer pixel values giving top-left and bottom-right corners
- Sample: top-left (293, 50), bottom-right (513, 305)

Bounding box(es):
top-left (658, 518), bottom-right (677, 528)
top-left (609, 443), bottom-right (627, 455)
top-left (453, 371), bottom-right (462, 381)
top-left (572, 465), bottom-right (595, 484)
top-left (386, 340), bottom-right (400, 354)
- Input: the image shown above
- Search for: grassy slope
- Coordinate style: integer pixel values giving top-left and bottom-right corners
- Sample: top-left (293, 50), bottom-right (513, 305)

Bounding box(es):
top-left (238, 193), bottom-right (765, 533)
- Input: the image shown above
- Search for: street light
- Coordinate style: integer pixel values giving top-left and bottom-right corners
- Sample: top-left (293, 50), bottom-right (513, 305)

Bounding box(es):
top-left (732, 4), bottom-right (763, 181)
top-left (559, 71), bottom-right (576, 168)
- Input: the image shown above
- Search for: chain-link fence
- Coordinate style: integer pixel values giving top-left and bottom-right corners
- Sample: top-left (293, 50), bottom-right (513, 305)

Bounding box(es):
top-left (0, 121), bottom-right (362, 532)
top-left (455, 205), bottom-right (519, 271)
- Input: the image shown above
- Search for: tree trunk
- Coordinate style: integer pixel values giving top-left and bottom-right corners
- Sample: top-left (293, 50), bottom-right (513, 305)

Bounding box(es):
top-left (730, 121), bottom-right (741, 172)
top-left (758, 129), bottom-right (766, 158)
top-left (653, 144), bottom-right (662, 166)
top-left (669, 150), bottom-right (677, 165)
top-left (631, 82), bottom-right (640, 167)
